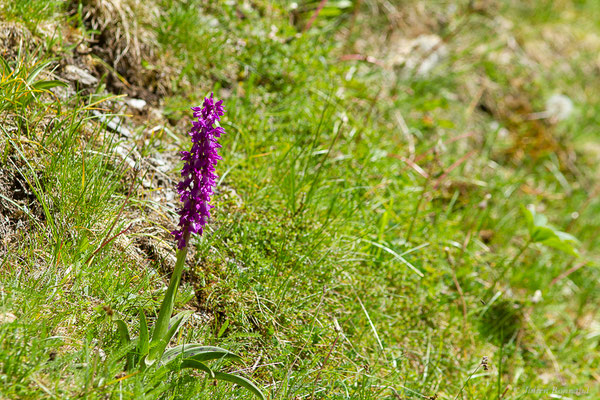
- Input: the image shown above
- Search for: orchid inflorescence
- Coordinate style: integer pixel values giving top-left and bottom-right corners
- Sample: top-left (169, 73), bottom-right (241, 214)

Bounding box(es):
top-left (172, 93), bottom-right (226, 249)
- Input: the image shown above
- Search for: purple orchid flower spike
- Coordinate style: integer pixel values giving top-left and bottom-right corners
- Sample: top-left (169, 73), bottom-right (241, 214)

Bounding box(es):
top-left (172, 93), bottom-right (226, 249)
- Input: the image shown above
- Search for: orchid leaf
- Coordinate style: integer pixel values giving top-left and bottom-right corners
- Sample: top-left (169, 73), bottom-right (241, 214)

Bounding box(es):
top-left (146, 310), bottom-right (193, 366)
top-left (138, 309), bottom-right (149, 358)
top-left (114, 320), bottom-right (140, 370)
top-left (114, 319), bottom-right (131, 345)
top-left (185, 349), bottom-right (242, 363)
top-left (181, 358), bottom-right (215, 378)
top-left (161, 344), bottom-right (241, 365)
top-left (212, 371), bottom-right (266, 400)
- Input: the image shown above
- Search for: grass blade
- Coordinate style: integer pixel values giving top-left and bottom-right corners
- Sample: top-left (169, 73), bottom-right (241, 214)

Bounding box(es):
top-left (114, 320), bottom-right (131, 345)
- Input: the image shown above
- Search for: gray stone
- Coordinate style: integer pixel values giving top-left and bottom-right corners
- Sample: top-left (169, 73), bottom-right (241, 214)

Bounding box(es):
top-left (64, 65), bottom-right (98, 86)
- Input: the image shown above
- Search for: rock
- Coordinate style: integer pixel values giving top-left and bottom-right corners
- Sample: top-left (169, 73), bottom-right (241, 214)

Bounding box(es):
top-left (165, 189), bottom-right (175, 202)
top-left (64, 65), bottom-right (98, 86)
top-left (126, 98), bottom-right (147, 111)
top-left (114, 142), bottom-right (138, 169)
top-left (150, 152), bottom-right (171, 173)
top-left (92, 110), bottom-right (133, 138)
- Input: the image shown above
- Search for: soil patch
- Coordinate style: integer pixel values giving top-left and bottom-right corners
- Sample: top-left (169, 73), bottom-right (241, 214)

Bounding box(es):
top-left (0, 166), bottom-right (44, 252)
top-left (0, 21), bottom-right (35, 60)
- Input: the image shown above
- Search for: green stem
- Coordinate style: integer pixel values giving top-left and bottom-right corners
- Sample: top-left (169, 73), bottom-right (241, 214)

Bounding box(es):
top-left (454, 363), bottom-right (481, 400)
top-left (150, 232), bottom-right (190, 349)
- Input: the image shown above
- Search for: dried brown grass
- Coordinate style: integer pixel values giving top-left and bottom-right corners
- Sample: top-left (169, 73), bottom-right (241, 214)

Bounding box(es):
top-left (0, 21), bottom-right (34, 59)
top-left (75, 0), bottom-right (171, 101)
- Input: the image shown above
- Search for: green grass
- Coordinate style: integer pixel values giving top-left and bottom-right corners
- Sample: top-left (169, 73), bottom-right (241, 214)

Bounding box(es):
top-left (1, 0), bottom-right (599, 399)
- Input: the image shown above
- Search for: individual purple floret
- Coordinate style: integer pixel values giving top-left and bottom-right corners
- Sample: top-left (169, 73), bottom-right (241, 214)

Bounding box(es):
top-left (172, 94), bottom-right (226, 249)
